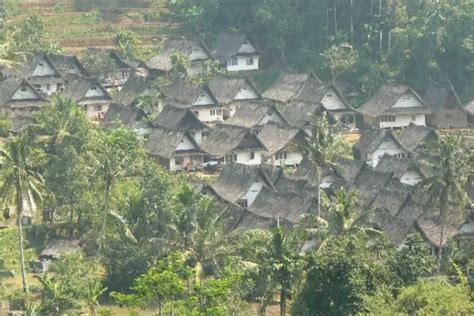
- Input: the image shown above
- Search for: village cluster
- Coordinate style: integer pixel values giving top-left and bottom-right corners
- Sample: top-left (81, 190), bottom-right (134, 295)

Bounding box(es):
top-left (1, 32), bottom-right (473, 251)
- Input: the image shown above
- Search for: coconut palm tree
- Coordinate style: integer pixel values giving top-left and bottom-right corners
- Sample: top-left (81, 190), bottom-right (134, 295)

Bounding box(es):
top-left (299, 113), bottom-right (348, 218)
top-left (420, 133), bottom-right (472, 272)
top-left (0, 133), bottom-right (46, 293)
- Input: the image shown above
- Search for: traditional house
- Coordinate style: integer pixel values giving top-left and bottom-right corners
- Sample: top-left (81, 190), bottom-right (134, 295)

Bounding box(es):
top-left (397, 123), bottom-right (438, 154)
top-left (207, 75), bottom-right (261, 112)
top-left (47, 53), bottom-right (88, 77)
top-left (370, 188), bottom-right (412, 216)
top-left (359, 84), bottom-right (431, 129)
top-left (375, 156), bottom-right (425, 186)
top-left (353, 129), bottom-right (408, 167)
top-left (152, 105), bottom-right (209, 143)
top-left (423, 82), bottom-right (468, 129)
top-left (212, 32), bottom-right (262, 72)
top-left (0, 77), bottom-right (47, 117)
top-left (3, 54), bottom-right (65, 96)
top-left (416, 210), bottom-right (465, 251)
top-left (114, 74), bottom-right (156, 108)
top-left (63, 75), bottom-right (112, 119)
top-left (200, 124), bottom-right (267, 165)
top-left (207, 163), bottom-right (277, 207)
top-left (257, 124), bottom-right (306, 167)
top-left (146, 37), bottom-right (212, 74)
top-left (368, 209), bottom-right (413, 246)
top-left (247, 187), bottom-right (315, 225)
top-left (145, 127), bottom-right (206, 172)
top-left (103, 103), bottom-right (151, 135)
top-left (264, 72), bottom-right (357, 129)
top-left (222, 100), bottom-right (287, 128)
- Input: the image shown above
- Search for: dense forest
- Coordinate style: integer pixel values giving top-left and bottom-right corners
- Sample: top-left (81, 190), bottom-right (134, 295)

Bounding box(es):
top-left (172, 0), bottom-right (473, 104)
top-left (0, 0), bottom-right (473, 315)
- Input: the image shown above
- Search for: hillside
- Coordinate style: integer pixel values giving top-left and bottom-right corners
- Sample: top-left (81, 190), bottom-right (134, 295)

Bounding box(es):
top-left (13, 0), bottom-right (176, 53)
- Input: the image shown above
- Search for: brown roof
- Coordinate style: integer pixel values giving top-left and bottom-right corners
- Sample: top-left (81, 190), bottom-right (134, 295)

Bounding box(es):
top-left (257, 124), bottom-right (306, 156)
top-left (397, 123), bottom-right (438, 152)
top-left (359, 83), bottom-right (431, 116)
top-left (263, 72), bottom-right (322, 103)
top-left (353, 129), bottom-right (405, 157)
top-left (212, 32), bottom-right (262, 62)
top-left (223, 100), bottom-right (287, 128)
top-left (208, 75), bottom-right (261, 105)
top-left (145, 127), bottom-right (204, 159)
top-left (152, 105), bottom-right (208, 131)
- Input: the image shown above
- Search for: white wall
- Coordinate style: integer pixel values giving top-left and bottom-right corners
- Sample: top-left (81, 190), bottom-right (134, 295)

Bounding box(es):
top-left (193, 90), bottom-right (215, 106)
top-left (32, 60), bottom-right (56, 76)
top-left (379, 114), bottom-right (426, 129)
top-left (85, 86), bottom-right (106, 98)
top-left (268, 151), bottom-right (303, 167)
top-left (226, 56), bottom-right (260, 72)
top-left (12, 85), bottom-right (38, 100)
top-left (369, 138), bottom-right (406, 167)
top-left (392, 92), bottom-right (424, 108)
top-left (235, 151), bottom-right (263, 165)
top-left (85, 103), bottom-right (109, 120)
top-left (333, 112), bottom-right (356, 130)
top-left (242, 178), bottom-right (265, 206)
top-left (400, 170), bottom-right (423, 186)
top-left (320, 175), bottom-right (335, 188)
top-left (234, 86), bottom-right (259, 100)
top-left (258, 109), bottom-right (284, 125)
top-left (193, 107), bottom-right (225, 123)
top-left (176, 134), bottom-right (197, 151)
top-left (321, 89), bottom-right (346, 110)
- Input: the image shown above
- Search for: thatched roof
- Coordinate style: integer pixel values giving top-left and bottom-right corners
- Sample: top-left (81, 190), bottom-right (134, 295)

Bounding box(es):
top-left (47, 53), bottom-right (88, 76)
top-left (0, 77), bottom-right (47, 109)
top-left (63, 74), bottom-right (112, 104)
top-left (359, 84), bottom-right (431, 116)
top-left (375, 156), bottom-right (424, 180)
top-left (114, 74), bottom-right (155, 107)
top-left (212, 32), bottom-right (262, 62)
top-left (160, 78), bottom-right (206, 106)
top-left (273, 173), bottom-right (316, 197)
top-left (280, 101), bottom-right (337, 128)
top-left (354, 128), bottom-right (406, 159)
top-left (263, 72), bottom-right (322, 103)
top-left (423, 82), bottom-right (464, 113)
top-left (2, 54), bottom-right (63, 79)
top-left (370, 188), bottom-right (411, 216)
top-left (145, 127), bottom-right (204, 158)
top-left (200, 124), bottom-right (266, 157)
top-left (354, 165), bottom-right (393, 189)
top-left (416, 211), bottom-right (465, 247)
top-left (224, 100), bottom-right (287, 128)
top-left (369, 209), bottom-right (413, 246)
top-left (152, 105), bottom-right (208, 131)
top-left (248, 186), bottom-right (315, 224)
top-left (332, 156), bottom-right (367, 182)
top-left (208, 75), bottom-right (261, 105)
top-left (257, 124), bottom-right (306, 156)
top-left (103, 102), bottom-right (147, 129)
top-left (397, 123), bottom-right (438, 152)
top-left (396, 198), bottom-right (424, 223)
top-left (147, 37), bottom-right (212, 71)
top-left (210, 163), bottom-right (276, 203)
top-left (40, 239), bottom-right (82, 259)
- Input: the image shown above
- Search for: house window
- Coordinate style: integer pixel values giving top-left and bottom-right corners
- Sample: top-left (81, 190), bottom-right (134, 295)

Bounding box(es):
top-left (246, 57), bottom-right (254, 65)
top-left (57, 83), bottom-right (63, 91)
top-left (46, 84), bottom-right (51, 91)
top-left (396, 153), bottom-right (406, 158)
top-left (202, 131), bottom-right (209, 139)
top-left (340, 113), bottom-right (355, 125)
top-left (229, 58), bottom-right (238, 66)
top-left (237, 199), bottom-right (248, 208)
top-left (250, 152), bottom-right (255, 160)
top-left (210, 110), bottom-right (216, 116)
top-left (217, 109), bottom-right (222, 115)
top-left (411, 115), bottom-right (416, 121)
top-left (122, 71), bottom-right (129, 78)
top-left (326, 93), bottom-right (333, 97)
top-left (94, 105), bottom-right (103, 112)
top-left (90, 86), bottom-right (97, 90)
top-left (39, 63), bottom-right (44, 67)
top-left (20, 86), bottom-right (27, 92)
top-left (33, 84), bottom-right (41, 91)
top-left (175, 157), bottom-right (184, 165)
top-left (193, 111), bottom-right (199, 117)
top-left (380, 115), bottom-right (396, 122)
top-left (275, 152), bottom-right (288, 160)
top-left (225, 153), bottom-right (238, 163)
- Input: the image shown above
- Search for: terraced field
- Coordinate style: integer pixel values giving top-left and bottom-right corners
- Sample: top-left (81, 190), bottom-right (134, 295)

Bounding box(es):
top-left (14, 0), bottom-right (177, 53)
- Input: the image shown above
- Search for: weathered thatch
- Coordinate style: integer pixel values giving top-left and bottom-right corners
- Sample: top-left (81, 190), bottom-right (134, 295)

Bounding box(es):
top-left (224, 100), bottom-right (287, 128)
top-left (0, 77), bottom-right (47, 110)
top-left (273, 173), bottom-right (316, 197)
top-left (423, 82), bottom-right (467, 128)
top-left (369, 209), bottom-right (413, 246)
top-left (48, 53), bottom-right (88, 76)
top-left (147, 37), bottom-right (212, 71)
top-left (160, 78), bottom-right (205, 106)
top-left (353, 165), bottom-right (393, 189)
top-left (359, 84), bottom-right (431, 117)
top-left (208, 75), bottom-right (261, 105)
top-left (370, 188), bottom-right (411, 216)
top-left (263, 72), bottom-right (322, 103)
top-left (396, 198), bottom-right (424, 223)
top-left (210, 163), bottom-right (276, 204)
top-left (145, 127), bottom-right (204, 159)
top-left (257, 124), bottom-right (306, 156)
top-left (416, 211), bottom-right (465, 247)
top-left (200, 124), bottom-right (266, 157)
top-left (397, 123), bottom-right (438, 152)
top-left (63, 74), bottom-right (112, 104)
top-left (248, 186), bottom-right (315, 224)
top-left (40, 239), bottom-right (82, 260)
top-left (375, 156), bottom-right (425, 181)
top-left (2, 54), bottom-right (63, 80)
top-left (332, 156), bottom-right (367, 182)
top-left (212, 32), bottom-right (262, 62)
top-left (353, 128), bottom-right (405, 159)
top-left (114, 74), bottom-right (155, 107)
top-left (152, 105), bottom-right (208, 131)
top-left (102, 102), bottom-right (149, 132)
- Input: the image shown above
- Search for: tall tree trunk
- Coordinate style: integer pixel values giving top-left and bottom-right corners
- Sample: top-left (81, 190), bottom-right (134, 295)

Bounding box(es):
top-left (349, 0), bottom-right (354, 41)
top-left (16, 181), bottom-right (28, 293)
top-left (98, 181), bottom-right (111, 254)
top-left (317, 166), bottom-right (321, 219)
top-left (280, 286), bottom-right (287, 316)
top-left (332, 0), bottom-right (338, 35)
top-left (437, 192), bottom-right (449, 273)
top-left (379, 0), bottom-right (383, 54)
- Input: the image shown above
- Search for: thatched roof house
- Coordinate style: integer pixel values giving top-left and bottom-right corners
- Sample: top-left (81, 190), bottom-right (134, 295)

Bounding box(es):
top-left (40, 239), bottom-right (82, 260)
top-left (208, 75), bottom-right (261, 105)
top-left (397, 123), bottom-right (438, 153)
top-left (152, 105), bottom-right (208, 132)
top-left (370, 188), bottom-right (411, 216)
top-left (224, 100), bottom-right (287, 128)
top-left (0, 77), bottom-right (48, 117)
top-left (48, 53), bottom-right (88, 76)
top-left (423, 82), bottom-right (468, 128)
top-left (212, 32), bottom-right (262, 71)
top-left (375, 156), bottom-right (425, 185)
top-left (114, 74), bottom-right (156, 107)
top-left (359, 84), bottom-right (431, 129)
top-left (263, 72), bottom-right (322, 103)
